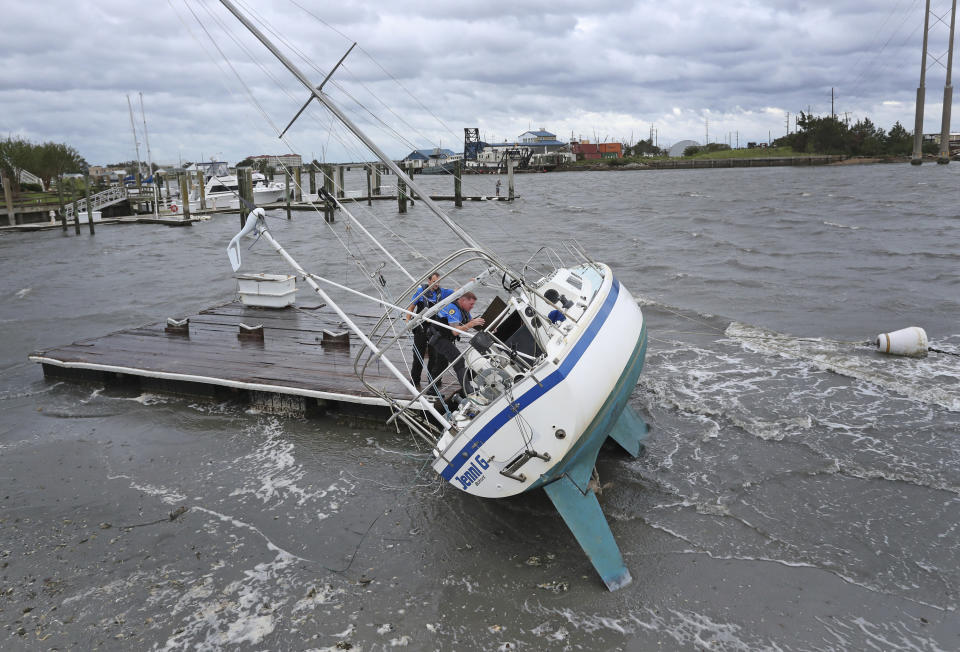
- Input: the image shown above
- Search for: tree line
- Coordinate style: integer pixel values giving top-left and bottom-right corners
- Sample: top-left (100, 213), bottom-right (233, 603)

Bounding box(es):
top-left (624, 114), bottom-right (936, 159)
top-left (772, 114), bottom-right (933, 157)
top-left (0, 136), bottom-right (88, 195)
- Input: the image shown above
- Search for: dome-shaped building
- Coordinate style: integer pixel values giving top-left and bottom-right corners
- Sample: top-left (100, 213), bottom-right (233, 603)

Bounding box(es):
top-left (668, 140), bottom-right (700, 157)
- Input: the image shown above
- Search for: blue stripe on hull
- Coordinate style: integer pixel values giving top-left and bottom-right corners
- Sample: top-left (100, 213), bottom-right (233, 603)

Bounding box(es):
top-left (440, 278), bottom-right (622, 482)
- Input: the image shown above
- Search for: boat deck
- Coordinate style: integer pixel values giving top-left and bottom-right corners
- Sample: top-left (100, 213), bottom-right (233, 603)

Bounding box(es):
top-left (29, 300), bottom-right (420, 420)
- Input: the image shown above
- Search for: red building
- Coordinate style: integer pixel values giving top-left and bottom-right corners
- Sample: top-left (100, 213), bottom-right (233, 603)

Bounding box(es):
top-left (571, 140), bottom-right (621, 160)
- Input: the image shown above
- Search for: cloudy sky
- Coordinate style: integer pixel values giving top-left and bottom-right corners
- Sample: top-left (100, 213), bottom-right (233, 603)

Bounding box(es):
top-left (2, 0), bottom-right (956, 166)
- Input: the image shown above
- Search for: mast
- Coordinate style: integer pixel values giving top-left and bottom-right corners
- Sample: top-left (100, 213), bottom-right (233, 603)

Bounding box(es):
top-left (139, 92), bottom-right (154, 178)
top-left (126, 94), bottom-right (144, 179)
top-left (218, 0), bottom-right (482, 251)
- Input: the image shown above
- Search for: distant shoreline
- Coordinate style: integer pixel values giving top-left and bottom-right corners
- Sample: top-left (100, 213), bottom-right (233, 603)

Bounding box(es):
top-left (551, 155), bottom-right (913, 172)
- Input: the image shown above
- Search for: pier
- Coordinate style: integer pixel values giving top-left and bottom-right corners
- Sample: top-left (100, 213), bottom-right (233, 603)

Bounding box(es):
top-left (29, 299), bottom-right (421, 421)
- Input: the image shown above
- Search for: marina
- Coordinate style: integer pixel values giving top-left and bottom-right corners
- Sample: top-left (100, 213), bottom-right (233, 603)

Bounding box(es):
top-left (1, 0), bottom-right (958, 648)
top-left (3, 161), bottom-right (959, 650)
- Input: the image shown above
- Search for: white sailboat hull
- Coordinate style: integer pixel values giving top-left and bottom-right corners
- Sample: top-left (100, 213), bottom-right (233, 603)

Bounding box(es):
top-left (432, 268), bottom-right (645, 499)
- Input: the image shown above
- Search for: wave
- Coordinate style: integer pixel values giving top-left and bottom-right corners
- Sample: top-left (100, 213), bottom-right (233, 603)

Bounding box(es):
top-left (823, 220), bottom-right (860, 230)
top-left (724, 322), bottom-right (960, 412)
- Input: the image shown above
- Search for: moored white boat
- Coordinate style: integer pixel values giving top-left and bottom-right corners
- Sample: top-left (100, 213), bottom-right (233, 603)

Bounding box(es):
top-left (185, 173), bottom-right (287, 211)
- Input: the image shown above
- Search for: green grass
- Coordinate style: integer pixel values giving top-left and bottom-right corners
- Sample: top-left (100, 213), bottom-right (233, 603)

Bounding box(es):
top-left (685, 146), bottom-right (814, 160)
top-left (559, 146), bottom-right (822, 168)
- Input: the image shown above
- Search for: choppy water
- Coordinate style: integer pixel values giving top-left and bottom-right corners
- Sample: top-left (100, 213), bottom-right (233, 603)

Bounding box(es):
top-left (1, 163), bottom-right (958, 650)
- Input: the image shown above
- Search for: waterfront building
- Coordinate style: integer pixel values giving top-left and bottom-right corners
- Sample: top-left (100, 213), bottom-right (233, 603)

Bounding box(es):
top-left (474, 128), bottom-right (574, 170)
top-left (402, 148), bottom-right (461, 171)
top-left (246, 154), bottom-right (303, 171)
top-left (571, 139), bottom-right (623, 160)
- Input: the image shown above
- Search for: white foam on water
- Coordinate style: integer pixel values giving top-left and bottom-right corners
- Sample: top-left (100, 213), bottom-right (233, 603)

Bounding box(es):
top-left (227, 418), bottom-right (355, 510)
top-left (79, 387), bottom-right (103, 404)
top-left (442, 575), bottom-right (478, 594)
top-left (157, 506), bottom-right (324, 651)
top-left (823, 220), bottom-right (860, 230)
top-left (816, 614), bottom-right (950, 652)
top-left (639, 341), bottom-right (814, 442)
top-left (725, 322), bottom-right (960, 412)
top-left (108, 473), bottom-right (187, 505)
top-left (292, 583), bottom-right (345, 614)
top-left (525, 602), bottom-right (779, 650)
top-left (0, 381), bottom-right (62, 401)
top-left (127, 392), bottom-right (173, 405)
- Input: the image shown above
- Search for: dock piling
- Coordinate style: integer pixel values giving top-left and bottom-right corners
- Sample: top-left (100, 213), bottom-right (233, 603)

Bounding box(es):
top-left (454, 160), bottom-right (463, 207)
top-left (1, 170), bottom-right (16, 226)
top-left (84, 177), bottom-right (95, 235)
top-left (366, 165), bottom-right (373, 206)
top-left (178, 173), bottom-right (192, 221)
top-left (71, 191), bottom-right (81, 235)
top-left (197, 170), bottom-right (206, 210)
top-left (238, 167), bottom-right (253, 226)
top-left (398, 173), bottom-right (407, 214)
top-left (322, 164), bottom-right (335, 223)
top-left (57, 180), bottom-right (67, 232)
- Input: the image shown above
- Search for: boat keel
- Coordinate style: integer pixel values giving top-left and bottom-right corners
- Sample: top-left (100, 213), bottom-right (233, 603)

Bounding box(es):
top-left (544, 474), bottom-right (632, 591)
top-left (608, 405), bottom-right (648, 457)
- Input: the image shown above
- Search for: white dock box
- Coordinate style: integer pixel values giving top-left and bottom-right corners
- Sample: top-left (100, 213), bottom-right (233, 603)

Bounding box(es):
top-left (236, 273), bottom-right (297, 308)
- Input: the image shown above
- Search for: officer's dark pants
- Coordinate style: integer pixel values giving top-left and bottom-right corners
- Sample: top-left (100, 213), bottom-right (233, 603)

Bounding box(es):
top-left (410, 326), bottom-right (429, 385)
top-left (429, 334), bottom-right (472, 393)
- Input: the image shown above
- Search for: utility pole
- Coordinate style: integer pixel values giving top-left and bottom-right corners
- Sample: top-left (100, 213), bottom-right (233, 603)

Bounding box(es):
top-left (785, 112), bottom-right (790, 136)
top-left (831, 88), bottom-right (835, 119)
top-left (913, 0), bottom-right (933, 164)
top-left (938, 0), bottom-right (957, 164)
top-left (705, 118), bottom-right (709, 145)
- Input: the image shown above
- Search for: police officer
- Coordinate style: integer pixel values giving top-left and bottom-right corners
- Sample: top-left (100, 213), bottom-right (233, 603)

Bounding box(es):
top-left (406, 273), bottom-right (452, 388)
top-left (429, 291), bottom-right (485, 394)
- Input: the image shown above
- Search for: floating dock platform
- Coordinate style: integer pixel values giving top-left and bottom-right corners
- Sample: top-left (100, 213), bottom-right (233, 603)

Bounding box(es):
top-left (29, 300), bottom-right (419, 420)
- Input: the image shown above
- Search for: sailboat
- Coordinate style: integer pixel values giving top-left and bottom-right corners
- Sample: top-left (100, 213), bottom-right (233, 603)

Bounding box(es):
top-left (218, 0), bottom-right (649, 591)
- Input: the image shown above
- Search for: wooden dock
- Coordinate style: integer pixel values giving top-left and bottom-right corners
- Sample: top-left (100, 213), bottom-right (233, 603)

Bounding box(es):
top-left (29, 300), bottom-right (422, 420)
top-left (1, 215), bottom-right (200, 232)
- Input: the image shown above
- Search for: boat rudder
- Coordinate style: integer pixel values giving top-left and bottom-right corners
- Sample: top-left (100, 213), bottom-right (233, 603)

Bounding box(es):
top-left (608, 405), bottom-right (648, 458)
top-left (544, 475), bottom-right (631, 591)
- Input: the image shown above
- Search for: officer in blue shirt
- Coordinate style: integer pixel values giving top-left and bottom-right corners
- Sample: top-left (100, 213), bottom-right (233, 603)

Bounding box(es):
top-left (406, 273), bottom-right (452, 388)
top-left (429, 291), bottom-right (485, 394)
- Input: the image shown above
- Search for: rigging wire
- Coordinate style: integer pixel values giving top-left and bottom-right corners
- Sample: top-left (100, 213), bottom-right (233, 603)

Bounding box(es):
top-left (846, 0), bottom-right (925, 101)
top-left (186, 1), bottom-right (407, 286)
top-left (245, 0), bottom-right (528, 215)
top-left (287, 0), bottom-right (460, 141)
top-left (177, 1), bottom-right (422, 383)
top-left (179, 1), bottom-right (528, 386)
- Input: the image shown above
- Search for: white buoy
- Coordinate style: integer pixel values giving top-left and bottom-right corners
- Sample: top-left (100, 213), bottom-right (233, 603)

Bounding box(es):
top-left (876, 327), bottom-right (928, 358)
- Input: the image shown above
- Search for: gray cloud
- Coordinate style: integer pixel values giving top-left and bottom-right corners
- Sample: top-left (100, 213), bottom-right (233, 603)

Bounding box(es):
top-left (1, 0), bottom-right (953, 165)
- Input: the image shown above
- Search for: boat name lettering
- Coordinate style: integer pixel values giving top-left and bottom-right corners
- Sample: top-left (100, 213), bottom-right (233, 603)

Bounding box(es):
top-left (455, 454), bottom-right (489, 489)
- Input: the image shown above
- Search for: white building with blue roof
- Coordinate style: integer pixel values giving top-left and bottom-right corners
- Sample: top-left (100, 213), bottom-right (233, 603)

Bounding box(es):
top-left (474, 128), bottom-right (573, 170)
top-left (402, 147), bottom-right (462, 171)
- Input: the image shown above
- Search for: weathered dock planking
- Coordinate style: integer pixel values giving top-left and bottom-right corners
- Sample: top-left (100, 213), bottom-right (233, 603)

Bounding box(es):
top-left (29, 300), bottom-right (422, 420)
